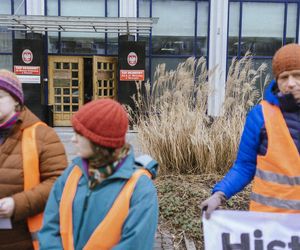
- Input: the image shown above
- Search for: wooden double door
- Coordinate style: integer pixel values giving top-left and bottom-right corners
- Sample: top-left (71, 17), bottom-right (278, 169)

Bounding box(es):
top-left (48, 56), bottom-right (117, 126)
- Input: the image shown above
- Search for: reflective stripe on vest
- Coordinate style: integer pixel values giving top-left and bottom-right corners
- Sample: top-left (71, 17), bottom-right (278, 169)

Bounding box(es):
top-left (250, 100), bottom-right (300, 213)
top-left (60, 167), bottom-right (152, 250)
top-left (22, 121), bottom-right (46, 250)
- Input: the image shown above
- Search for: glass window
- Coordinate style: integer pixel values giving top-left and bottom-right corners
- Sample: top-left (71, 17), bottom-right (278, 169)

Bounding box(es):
top-left (61, 0), bottom-right (105, 16)
top-left (197, 1), bottom-right (209, 56)
top-left (138, 35), bottom-right (150, 56)
top-left (47, 0), bottom-right (58, 16)
top-left (242, 3), bottom-right (284, 56)
top-left (286, 3), bottom-right (297, 44)
top-left (151, 57), bottom-right (186, 81)
top-left (0, 28), bottom-right (12, 53)
top-left (14, 31), bottom-right (26, 39)
top-left (48, 32), bottom-right (59, 53)
top-left (253, 58), bottom-right (273, 97)
top-left (61, 33), bottom-right (105, 54)
top-left (107, 34), bottom-right (118, 55)
top-left (139, 0), bottom-right (150, 18)
top-left (0, 0), bottom-right (11, 14)
top-left (152, 0), bottom-right (195, 55)
top-left (152, 36), bottom-right (194, 55)
top-left (107, 0), bottom-right (118, 17)
top-left (226, 57), bottom-right (234, 75)
top-left (253, 58), bottom-right (272, 80)
top-left (0, 55), bottom-right (12, 70)
top-left (228, 2), bottom-right (239, 56)
top-left (227, 57), bottom-right (272, 101)
top-left (14, 0), bottom-right (25, 15)
top-left (145, 57), bottom-right (150, 80)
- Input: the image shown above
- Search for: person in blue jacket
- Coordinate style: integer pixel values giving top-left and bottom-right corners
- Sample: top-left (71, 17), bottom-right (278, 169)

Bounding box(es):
top-left (201, 43), bottom-right (300, 218)
top-left (38, 99), bottom-right (159, 250)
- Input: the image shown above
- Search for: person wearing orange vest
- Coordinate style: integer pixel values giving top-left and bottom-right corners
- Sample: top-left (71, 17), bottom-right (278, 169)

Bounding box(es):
top-left (39, 99), bottom-right (159, 250)
top-left (0, 69), bottom-right (67, 250)
top-left (201, 43), bottom-right (300, 218)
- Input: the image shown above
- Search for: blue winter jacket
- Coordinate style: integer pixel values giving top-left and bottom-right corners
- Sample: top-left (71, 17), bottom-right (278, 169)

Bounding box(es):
top-left (38, 150), bottom-right (159, 250)
top-left (213, 80), bottom-right (300, 199)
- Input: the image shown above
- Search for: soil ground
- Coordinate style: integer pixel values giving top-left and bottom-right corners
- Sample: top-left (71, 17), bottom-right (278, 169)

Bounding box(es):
top-left (156, 174), bottom-right (251, 249)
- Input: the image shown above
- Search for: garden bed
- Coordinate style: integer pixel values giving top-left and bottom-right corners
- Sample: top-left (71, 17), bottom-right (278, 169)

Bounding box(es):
top-left (156, 174), bottom-right (251, 250)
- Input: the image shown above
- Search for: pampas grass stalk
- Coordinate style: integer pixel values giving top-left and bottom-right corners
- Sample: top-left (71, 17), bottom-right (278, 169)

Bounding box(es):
top-left (130, 54), bottom-right (269, 175)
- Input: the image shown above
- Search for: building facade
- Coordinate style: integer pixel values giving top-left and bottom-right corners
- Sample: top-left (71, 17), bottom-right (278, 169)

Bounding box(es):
top-left (0, 0), bottom-right (299, 125)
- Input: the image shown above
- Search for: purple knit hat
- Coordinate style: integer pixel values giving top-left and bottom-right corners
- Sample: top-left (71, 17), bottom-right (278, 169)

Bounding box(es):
top-left (0, 69), bottom-right (24, 104)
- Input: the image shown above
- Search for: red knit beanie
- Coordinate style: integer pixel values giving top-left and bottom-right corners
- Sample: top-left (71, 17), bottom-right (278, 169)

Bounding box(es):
top-left (272, 43), bottom-right (300, 79)
top-left (72, 99), bottom-right (128, 148)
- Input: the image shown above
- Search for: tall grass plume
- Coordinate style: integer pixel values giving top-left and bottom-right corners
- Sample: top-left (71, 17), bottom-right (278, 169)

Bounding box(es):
top-left (130, 55), bottom-right (269, 175)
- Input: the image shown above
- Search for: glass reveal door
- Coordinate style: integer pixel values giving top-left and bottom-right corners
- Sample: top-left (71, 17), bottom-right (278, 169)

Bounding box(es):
top-left (48, 56), bottom-right (83, 126)
top-left (93, 56), bottom-right (118, 100)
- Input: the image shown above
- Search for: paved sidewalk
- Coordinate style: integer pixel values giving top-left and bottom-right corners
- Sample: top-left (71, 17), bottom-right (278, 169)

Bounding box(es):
top-left (54, 127), bottom-right (143, 162)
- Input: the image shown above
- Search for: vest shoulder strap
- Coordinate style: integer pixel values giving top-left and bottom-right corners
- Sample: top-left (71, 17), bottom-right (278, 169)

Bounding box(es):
top-left (22, 121), bottom-right (47, 190)
top-left (22, 121), bottom-right (47, 250)
top-left (83, 168), bottom-right (151, 250)
top-left (60, 165), bottom-right (82, 250)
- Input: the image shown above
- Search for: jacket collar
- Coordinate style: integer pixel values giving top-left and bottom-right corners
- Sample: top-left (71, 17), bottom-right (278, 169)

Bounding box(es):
top-left (18, 107), bottom-right (41, 130)
top-left (72, 148), bottom-right (137, 181)
top-left (264, 80), bottom-right (280, 106)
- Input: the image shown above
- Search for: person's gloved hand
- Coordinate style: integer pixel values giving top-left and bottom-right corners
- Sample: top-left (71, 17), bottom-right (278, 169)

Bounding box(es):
top-left (200, 191), bottom-right (226, 219)
top-left (0, 197), bottom-right (15, 218)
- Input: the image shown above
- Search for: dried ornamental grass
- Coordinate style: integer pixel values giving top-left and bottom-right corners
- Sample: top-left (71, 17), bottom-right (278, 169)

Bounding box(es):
top-left (131, 55), bottom-right (269, 175)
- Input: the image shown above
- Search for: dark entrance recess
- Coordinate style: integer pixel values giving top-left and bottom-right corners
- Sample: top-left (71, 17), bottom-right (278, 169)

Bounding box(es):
top-left (84, 58), bottom-right (93, 103)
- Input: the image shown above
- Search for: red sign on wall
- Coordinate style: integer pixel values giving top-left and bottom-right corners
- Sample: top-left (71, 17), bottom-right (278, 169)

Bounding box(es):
top-left (14, 66), bottom-right (40, 75)
top-left (120, 69), bottom-right (145, 81)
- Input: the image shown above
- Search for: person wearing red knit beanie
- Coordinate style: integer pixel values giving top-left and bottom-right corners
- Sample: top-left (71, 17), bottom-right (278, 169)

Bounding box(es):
top-left (39, 99), bottom-right (159, 250)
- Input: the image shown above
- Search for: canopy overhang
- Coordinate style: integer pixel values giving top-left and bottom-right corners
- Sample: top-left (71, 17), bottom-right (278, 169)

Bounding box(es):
top-left (0, 15), bottom-right (158, 34)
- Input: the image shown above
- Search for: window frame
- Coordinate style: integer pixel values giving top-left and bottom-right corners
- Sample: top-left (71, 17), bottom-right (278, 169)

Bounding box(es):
top-left (227, 0), bottom-right (300, 78)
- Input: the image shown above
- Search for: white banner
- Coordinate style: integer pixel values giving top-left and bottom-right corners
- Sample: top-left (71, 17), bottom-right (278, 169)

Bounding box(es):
top-left (16, 75), bottom-right (41, 84)
top-left (202, 210), bottom-right (300, 250)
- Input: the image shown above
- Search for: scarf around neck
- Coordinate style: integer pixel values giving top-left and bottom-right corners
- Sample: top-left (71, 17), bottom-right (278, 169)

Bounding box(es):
top-left (87, 145), bottom-right (130, 189)
top-left (277, 93), bottom-right (300, 112)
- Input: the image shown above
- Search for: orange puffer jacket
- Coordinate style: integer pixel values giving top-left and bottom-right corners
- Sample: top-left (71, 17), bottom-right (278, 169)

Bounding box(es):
top-left (0, 107), bottom-right (67, 250)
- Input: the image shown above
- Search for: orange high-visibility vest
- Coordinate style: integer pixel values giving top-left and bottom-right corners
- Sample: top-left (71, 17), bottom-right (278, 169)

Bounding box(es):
top-left (250, 100), bottom-right (300, 213)
top-left (22, 121), bottom-right (46, 250)
top-left (59, 166), bottom-right (152, 250)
